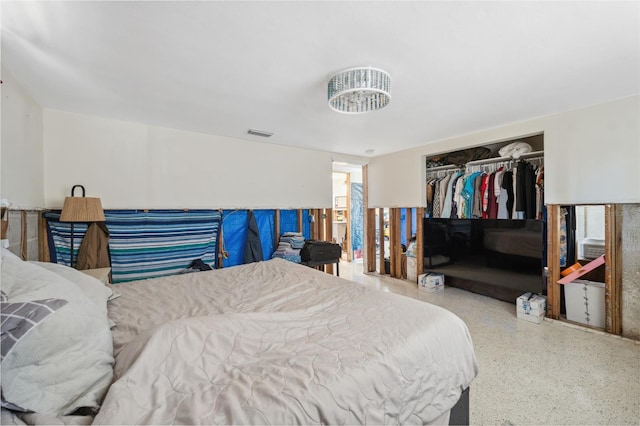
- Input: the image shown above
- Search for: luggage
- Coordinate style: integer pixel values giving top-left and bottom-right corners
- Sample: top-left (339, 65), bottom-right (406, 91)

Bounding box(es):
top-left (300, 240), bottom-right (342, 262)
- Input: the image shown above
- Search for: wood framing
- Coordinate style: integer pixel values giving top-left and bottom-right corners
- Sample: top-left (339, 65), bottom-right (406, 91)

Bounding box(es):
top-left (297, 209), bottom-right (303, 234)
top-left (547, 204), bottom-right (622, 333)
top-left (604, 204), bottom-right (622, 335)
top-left (345, 173), bottom-right (352, 262)
top-left (38, 212), bottom-right (50, 262)
top-left (325, 208), bottom-right (334, 274)
top-left (274, 209), bottom-right (281, 247)
top-left (390, 208), bottom-right (401, 278)
top-left (365, 207), bottom-right (377, 273)
top-left (546, 204), bottom-right (562, 319)
top-left (363, 165), bottom-right (376, 272)
top-left (416, 208), bottom-right (424, 277)
top-left (378, 208), bottom-right (385, 274)
top-left (20, 211), bottom-right (28, 260)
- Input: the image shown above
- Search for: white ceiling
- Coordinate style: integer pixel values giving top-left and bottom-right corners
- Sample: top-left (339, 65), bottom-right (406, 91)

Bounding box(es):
top-left (2, 1), bottom-right (638, 158)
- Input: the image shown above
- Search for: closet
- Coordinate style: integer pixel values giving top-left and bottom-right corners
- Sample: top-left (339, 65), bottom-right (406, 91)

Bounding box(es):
top-left (423, 135), bottom-right (545, 303)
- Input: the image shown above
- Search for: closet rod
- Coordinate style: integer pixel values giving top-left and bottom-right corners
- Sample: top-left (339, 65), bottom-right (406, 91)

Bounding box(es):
top-left (424, 164), bottom-right (465, 172)
top-left (465, 150), bottom-right (544, 167)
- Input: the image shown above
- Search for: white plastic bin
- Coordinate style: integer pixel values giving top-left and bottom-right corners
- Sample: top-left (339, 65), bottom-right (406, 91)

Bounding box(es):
top-left (564, 279), bottom-right (605, 328)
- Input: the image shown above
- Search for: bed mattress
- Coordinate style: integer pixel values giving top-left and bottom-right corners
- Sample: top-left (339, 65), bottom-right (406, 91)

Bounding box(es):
top-left (95, 258), bottom-right (478, 425)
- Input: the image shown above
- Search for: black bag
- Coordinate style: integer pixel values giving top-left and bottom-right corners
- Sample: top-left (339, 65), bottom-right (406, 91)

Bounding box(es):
top-left (301, 240), bottom-right (342, 262)
top-left (183, 258), bottom-right (212, 273)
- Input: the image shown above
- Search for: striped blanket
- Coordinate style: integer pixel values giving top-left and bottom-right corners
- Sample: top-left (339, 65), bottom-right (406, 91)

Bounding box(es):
top-left (43, 210), bottom-right (221, 283)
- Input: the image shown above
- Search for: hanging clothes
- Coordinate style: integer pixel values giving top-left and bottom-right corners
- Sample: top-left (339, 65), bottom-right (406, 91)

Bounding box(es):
top-left (243, 210), bottom-right (263, 264)
top-left (536, 166), bottom-right (545, 219)
top-left (425, 156), bottom-right (543, 221)
top-left (442, 171), bottom-right (463, 219)
top-left (76, 222), bottom-right (111, 270)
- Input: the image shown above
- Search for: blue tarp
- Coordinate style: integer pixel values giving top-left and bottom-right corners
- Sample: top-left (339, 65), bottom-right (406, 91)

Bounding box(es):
top-left (400, 208), bottom-right (418, 247)
top-left (222, 209), bottom-right (310, 267)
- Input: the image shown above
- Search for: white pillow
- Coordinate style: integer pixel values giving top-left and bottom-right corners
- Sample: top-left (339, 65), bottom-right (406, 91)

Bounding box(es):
top-left (0, 247), bottom-right (21, 262)
top-left (498, 141), bottom-right (532, 159)
top-left (28, 261), bottom-right (113, 317)
top-left (0, 255), bottom-right (114, 416)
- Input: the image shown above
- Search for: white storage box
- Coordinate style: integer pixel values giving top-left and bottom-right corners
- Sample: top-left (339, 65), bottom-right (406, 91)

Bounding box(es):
top-left (564, 279), bottom-right (605, 328)
top-left (516, 293), bottom-right (546, 324)
top-left (516, 293), bottom-right (546, 323)
top-left (407, 256), bottom-right (418, 282)
top-left (418, 273), bottom-right (444, 292)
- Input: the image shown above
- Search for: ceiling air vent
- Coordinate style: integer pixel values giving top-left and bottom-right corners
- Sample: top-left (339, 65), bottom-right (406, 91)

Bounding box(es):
top-left (247, 129), bottom-right (274, 138)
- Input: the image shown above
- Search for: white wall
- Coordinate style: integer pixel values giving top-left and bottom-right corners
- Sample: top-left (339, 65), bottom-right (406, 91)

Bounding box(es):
top-left (368, 96), bottom-right (640, 207)
top-left (0, 69), bottom-right (44, 209)
top-left (43, 110), bottom-right (337, 209)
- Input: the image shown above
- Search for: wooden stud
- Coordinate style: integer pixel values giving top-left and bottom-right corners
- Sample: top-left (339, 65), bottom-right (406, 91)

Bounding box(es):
top-left (378, 208), bottom-right (385, 274)
top-left (547, 204), bottom-right (561, 319)
top-left (297, 209), bottom-right (303, 234)
top-left (316, 208), bottom-right (322, 240)
top-left (416, 207), bottom-right (424, 277)
top-left (390, 208), bottom-right (402, 278)
top-left (38, 212), bottom-right (50, 262)
top-left (217, 226), bottom-right (225, 268)
top-left (604, 204), bottom-right (622, 335)
top-left (325, 208), bottom-right (334, 275)
top-left (394, 208), bottom-right (403, 278)
top-left (362, 165), bottom-right (374, 272)
top-left (274, 209), bottom-right (281, 247)
top-left (345, 173), bottom-right (352, 262)
top-left (388, 208), bottom-right (394, 276)
top-left (20, 211), bottom-right (27, 260)
top-left (366, 208), bottom-right (376, 273)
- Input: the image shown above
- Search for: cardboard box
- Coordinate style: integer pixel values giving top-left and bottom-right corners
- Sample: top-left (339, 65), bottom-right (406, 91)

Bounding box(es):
top-left (516, 293), bottom-right (546, 324)
top-left (564, 279), bottom-right (605, 328)
top-left (418, 272), bottom-right (444, 292)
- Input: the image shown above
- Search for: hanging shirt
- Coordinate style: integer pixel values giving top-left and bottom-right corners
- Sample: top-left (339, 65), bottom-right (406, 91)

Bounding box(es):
top-left (480, 173), bottom-right (490, 218)
top-left (441, 171), bottom-right (462, 219)
top-left (437, 173), bottom-right (452, 217)
top-left (535, 166), bottom-right (544, 220)
top-left (497, 170), bottom-right (514, 219)
top-left (453, 175), bottom-right (465, 218)
top-left (511, 165), bottom-right (518, 218)
top-left (432, 177), bottom-right (443, 218)
top-left (461, 172), bottom-right (481, 219)
top-left (472, 172), bottom-right (486, 218)
top-left (426, 178), bottom-right (437, 217)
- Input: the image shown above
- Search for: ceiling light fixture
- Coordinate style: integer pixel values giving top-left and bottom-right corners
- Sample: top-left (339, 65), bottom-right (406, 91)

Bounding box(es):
top-left (328, 67), bottom-right (391, 114)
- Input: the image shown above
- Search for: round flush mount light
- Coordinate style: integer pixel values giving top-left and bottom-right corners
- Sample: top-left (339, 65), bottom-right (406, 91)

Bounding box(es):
top-left (328, 67), bottom-right (391, 114)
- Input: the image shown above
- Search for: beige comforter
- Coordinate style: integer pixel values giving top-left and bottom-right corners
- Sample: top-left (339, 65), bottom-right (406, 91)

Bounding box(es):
top-left (94, 258), bottom-right (477, 425)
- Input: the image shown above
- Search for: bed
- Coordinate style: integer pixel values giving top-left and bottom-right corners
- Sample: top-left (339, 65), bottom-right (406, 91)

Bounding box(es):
top-left (1, 249), bottom-right (478, 425)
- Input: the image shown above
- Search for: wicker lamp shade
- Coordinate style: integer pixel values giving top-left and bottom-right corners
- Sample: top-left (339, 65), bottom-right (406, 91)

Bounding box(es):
top-left (60, 185), bottom-right (105, 222)
top-left (60, 196), bottom-right (105, 222)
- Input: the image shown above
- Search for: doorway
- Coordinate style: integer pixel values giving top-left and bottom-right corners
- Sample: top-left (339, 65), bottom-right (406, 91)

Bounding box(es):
top-left (332, 163), bottom-right (364, 263)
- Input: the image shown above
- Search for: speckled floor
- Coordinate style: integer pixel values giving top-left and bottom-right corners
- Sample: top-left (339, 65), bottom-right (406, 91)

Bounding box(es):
top-left (339, 260), bottom-right (640, 426)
